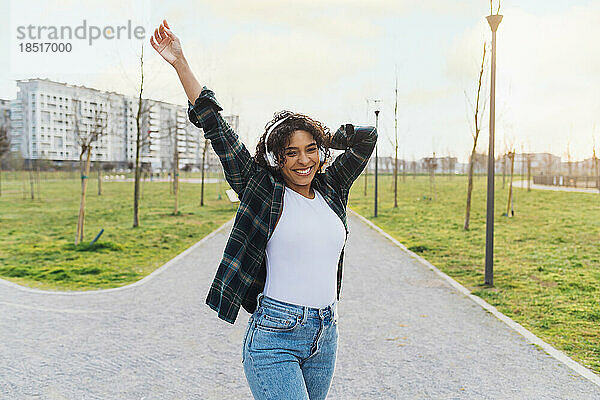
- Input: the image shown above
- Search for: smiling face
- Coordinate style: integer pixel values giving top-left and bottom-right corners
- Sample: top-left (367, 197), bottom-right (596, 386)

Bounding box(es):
top-left (280, 129), bottom-right (321, 196)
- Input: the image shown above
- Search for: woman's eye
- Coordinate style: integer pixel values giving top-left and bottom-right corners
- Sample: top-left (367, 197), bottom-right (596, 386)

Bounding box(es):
top-left (287, 152), bottom-right (296, 157)
top-left (308, 147), bottom-right (317, 152)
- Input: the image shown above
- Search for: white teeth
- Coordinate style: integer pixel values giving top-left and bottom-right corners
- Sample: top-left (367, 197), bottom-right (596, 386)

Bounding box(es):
top-left (295, 167), bottom-right (311, 175)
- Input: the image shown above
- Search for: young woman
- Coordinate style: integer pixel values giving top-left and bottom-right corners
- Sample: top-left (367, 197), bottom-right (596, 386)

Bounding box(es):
top-left (151, 19), bottom-right (377, 400)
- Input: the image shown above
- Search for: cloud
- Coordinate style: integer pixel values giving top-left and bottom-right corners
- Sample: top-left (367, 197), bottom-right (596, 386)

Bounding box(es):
top-left (203, 30), bottom-right (374, 96)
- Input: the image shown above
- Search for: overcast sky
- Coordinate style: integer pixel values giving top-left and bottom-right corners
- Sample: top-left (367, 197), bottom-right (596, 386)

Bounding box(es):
top-left (2, 0), bottom-right (598, 163)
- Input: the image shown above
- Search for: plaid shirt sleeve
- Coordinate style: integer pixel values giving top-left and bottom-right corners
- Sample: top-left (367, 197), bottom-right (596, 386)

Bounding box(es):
top-left (187, 87), bottom-right (258, 196)
top-left (326, 124), bottom-right (378, 197)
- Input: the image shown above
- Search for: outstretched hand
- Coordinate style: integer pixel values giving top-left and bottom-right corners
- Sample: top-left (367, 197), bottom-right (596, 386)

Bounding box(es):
top-left (150, 19), bottom-right (185, 67)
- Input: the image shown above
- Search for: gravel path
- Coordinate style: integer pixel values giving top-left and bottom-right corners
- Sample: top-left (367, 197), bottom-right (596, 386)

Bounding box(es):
top-left (513, 180), bottom-right (600, 194)
top-left (108, 178), bottom-right (221, 184)
top-left (1, 213), bottom-right (598, 399)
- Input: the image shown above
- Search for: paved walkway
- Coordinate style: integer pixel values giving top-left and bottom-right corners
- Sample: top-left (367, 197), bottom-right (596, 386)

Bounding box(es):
top-left (1, 213), bottom-right (599, 399)
top-left (513, 180), bottom-right (600, 194)
top-left (109, 177), bottom-right (221, 184)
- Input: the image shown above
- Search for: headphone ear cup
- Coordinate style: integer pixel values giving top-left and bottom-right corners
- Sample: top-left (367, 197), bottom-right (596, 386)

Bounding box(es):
top-left (318, 147), bottom-right (326, 172)
top-left (270, 152), bottom-right (275, 167)
top-left (265, 151), bottom-right (277, 167)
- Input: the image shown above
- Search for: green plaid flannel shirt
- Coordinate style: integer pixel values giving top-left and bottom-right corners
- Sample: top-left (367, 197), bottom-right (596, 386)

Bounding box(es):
top-left (188, 87), bottom-right (377, 324)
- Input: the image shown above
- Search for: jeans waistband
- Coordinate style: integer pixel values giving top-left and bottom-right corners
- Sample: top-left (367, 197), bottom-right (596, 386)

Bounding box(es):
top-left (256, 292), bottom-right (337, 320)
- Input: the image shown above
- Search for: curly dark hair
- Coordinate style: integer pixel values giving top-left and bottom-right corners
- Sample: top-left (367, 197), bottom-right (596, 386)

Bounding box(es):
top-left (254, 110), bottom-right (332, 177)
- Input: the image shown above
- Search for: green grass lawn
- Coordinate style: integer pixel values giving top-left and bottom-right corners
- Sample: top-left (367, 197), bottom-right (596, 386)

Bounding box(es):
top-left (348, 173), bottom-right (600, 374)
top-left (0, 171), bottom-right (237, 290)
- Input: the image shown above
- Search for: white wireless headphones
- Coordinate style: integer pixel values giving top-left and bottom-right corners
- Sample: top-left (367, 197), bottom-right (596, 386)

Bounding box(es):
top-left (263, 114), bottom-right (326, 168)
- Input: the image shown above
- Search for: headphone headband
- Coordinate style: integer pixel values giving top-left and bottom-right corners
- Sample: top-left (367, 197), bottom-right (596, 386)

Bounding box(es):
top-left (265, 115), bottom-right (292, 152)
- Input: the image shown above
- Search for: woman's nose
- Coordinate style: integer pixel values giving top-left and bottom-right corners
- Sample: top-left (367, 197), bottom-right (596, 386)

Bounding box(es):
top-left (299, 152), bottom-right (310, 164)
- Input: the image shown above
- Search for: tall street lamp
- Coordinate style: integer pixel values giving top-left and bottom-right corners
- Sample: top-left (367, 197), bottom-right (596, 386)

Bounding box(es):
top-left (374, 103), bottom-right (381, 217)
top-left (485, 12), bottom-right (503, 286)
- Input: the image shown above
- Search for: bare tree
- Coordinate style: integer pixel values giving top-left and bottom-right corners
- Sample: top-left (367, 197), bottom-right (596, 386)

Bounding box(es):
top-left (423, 154), bottom-right (438, 201)
top-left (501, 151), bottom-right (506, 189)
top-left (0, 120), bottom-right (10, 197)
top-left (393, 69), bottom-right (399, 208)
top-left (504, 150), bottom-right (515, 216)
top-left (132, 44), bottom-right (156, 228)
top-left (490, 0), bottom-right (501, 15)
top-left (363, 153), bottom-right (368, 196)
top-left (592, 134), bottom-right (600, 192)
top-left (464, 43), bottom-right (488, 230)
top-left (169, 119), bottom-right (190, 214)
top-left (27, 159), bottom-right (36, 201)
top-left (172, 125), bottom-right (180, 213)
top-left (449, 155), bottom-right (456, 177)
top-left (565, 142), bottom-right (573, 186)
top-left (440, 156), bottom-right (448, 177)
top-left (200, 139), bottom-right (210, 206)
top-left (72, 95), bottom-right (110, 244)
top-left (97, 161), bottom-right (102, 196)
top-left (543, 153), bottom-right (554, 179)
top-left (520, 144), bottom-right (524, 181)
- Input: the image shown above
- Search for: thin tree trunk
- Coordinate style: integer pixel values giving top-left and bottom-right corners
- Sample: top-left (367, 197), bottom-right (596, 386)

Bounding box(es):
top-left (596, 157), bottom-right (600, 193)
top-left (363, 165), bottom-right (367, 196)
top-left (463, 42), bottom-right (486, 230)
top-left (133, 45), bottom-right (145, 228)
top-left (430, 155), bottom-right (436, 201)
top-left (200, 163), bottom-right (205, 207)
top-left (174, 147), bottom-right (179, 214)
top-left (36, 164), bottom-right (41, 201)
top-left (502, 154), bottom-right (506, 189)
top-left (506, 152), bottom-right (514, 216)
top-left (393, 154), bottom-right (398, 208)
top-left (133, 153), bottom-right (140, 227)
top-left (464, 149), bottom-right (476, 230)
top-left (393, 71), bottom-right (398, 208)
top-left (200, 139), bottom-right (209, 206)
top-left (28, 160), bottom-right (35, 200)
top-left (98, 161), bottom-right (102, 195)
top-left (527, 156), bottom-right (531, 192)
top-left (75, 147), bottom-right (92, 245)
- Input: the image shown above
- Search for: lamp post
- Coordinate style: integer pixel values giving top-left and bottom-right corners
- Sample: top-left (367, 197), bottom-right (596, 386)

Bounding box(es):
top-left (374, 103), bottom-right (381, 217)
top-left (485, 12), bottom-right (502, 286)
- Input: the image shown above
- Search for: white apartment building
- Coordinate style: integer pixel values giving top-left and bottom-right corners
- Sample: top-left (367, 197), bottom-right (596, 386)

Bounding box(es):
top-left (0, 99), bottom-right (10, 127)
top-left (9, 78), bottom-right (230, 171)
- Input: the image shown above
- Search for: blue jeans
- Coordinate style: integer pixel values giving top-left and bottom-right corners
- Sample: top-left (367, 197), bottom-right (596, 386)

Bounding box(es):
top-left (242, 292), bottom-right (339, 400)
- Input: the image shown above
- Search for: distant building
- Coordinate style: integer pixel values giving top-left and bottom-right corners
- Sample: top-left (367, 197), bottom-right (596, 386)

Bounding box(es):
top-left (365, 155), bottom-right (459, 174)
top-left (581, 157), bottom-right (599, 174)
top-left (8, 78), bottom-right (230, 172)
top-left (365, 156), bottom-right (411, 173)
top-left (418, 156), bottom-right (458, 174)
top-left (0, 99), bottom-right (10, 127)
top-left (514, 153), bottom-right (560, 175)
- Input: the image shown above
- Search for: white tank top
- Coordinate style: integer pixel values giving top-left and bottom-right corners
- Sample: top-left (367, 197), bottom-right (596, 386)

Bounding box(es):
top-left (263, 185), bottom-right (346, 308)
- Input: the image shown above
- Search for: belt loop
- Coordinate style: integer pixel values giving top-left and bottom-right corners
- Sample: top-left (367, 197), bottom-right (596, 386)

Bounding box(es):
top-left (301, 305), bottom-right (308, 325)
top-left (255, 292), bottom-right (264, 312)
top-left (330, 300), bottom-right (337, 323)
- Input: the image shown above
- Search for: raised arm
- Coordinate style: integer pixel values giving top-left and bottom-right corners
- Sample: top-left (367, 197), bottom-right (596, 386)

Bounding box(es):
top-left (150, 19), bottom-right (256, 196)
top-left (325, 124), bottom-right (377, 200)
top-left (150, 19), bottom-right (202, 104)
top-left (186, 88), bottom-right (257, 196)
